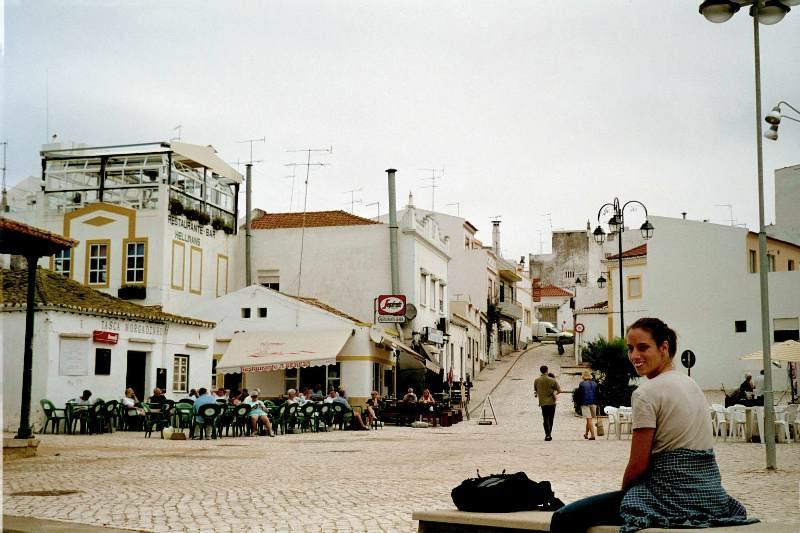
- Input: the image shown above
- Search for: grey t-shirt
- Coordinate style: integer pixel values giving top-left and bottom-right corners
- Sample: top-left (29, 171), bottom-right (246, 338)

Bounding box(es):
top-left (631, 369), bottom-right (713, 455)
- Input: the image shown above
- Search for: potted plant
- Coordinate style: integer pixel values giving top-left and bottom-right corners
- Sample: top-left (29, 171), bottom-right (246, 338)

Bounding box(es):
top-left (211, 216), bottom-right (225, 230)
top-left (196, 211), bottom-right (211, 226)
top-left (169, 198), bottom-right (184, 216)
top-left (222, 224), bottom-right (235, 235)
top-left (183, 207), bottom-right (199, 221)
top-left (118, 285), bottom-right (147, 300)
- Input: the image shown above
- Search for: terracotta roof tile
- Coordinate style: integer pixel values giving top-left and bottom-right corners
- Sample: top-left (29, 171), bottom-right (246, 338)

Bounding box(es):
top-left (0, 217), bottom-right (77, 255)
top-left (1, 267), bottom-right (214, 328)
top-left (284, 294), bottom-right (367, 324)
top-left (251, 210), bottom-right (381, 230)
top-left (584, 300), bottom-right (608, 310)
top-left (606, 243), bottom-right (647, 260)
top-left (539, 285), bottom-right (573, 297)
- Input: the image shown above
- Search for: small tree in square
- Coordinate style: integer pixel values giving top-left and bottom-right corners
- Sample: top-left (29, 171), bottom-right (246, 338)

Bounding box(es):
top-left (580, 336), bottom-right (638, 409)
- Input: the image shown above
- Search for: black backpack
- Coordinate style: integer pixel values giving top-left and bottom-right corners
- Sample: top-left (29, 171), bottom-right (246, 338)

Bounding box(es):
top-left (451, 470), bottom-right (564, 513)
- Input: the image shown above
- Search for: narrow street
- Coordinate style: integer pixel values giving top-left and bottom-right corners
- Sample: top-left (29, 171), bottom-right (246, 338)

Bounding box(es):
top-left (3, 344), bottom-right (798, 532)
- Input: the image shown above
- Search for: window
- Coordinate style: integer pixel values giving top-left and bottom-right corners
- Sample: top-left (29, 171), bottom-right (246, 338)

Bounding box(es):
top-left (258, 307), bottom-right (268, 318)
top-left (94, 348), bottom-right (111, 375)
top-left (211, 356), bottom-right (219, 388)
top-left (464, 237), bottom-right (470, 250)
top-left (789, 259), bottom-right (795, 271)
top-left (735, 320), bottom-right (747, 333)
top-left (53, 249), bottom-right (71, 277)
top-left (372, 362), bottom-right (383, 394)
top-left (767, 254), bottom-right (776, 272)
top-left (173, 355), bottom-right (189, 393)
top-left (257, 269), bottom-right (280, 291)
top-left (564, 270), bottom-right (575, 280)
top-left (627, 276), bottom-right (642, 299)
top-left (748, 250), bottom-right (757, 273)
top-left (439, 284), bottom-right (445, 311)
top-left (86, 241), bottom-right (109, 286)
top-left (284, 368), bottom-right (299, 392)
top-left (420, 274), bottom-right (427, 307)
top-left (430, 278), bottom-right (436, 308)
top-left (125, 241), bottom-right (146, 284)
top-left (241, 307), bottom-right (251, 318)
top-left (326, 363), bottom-right (341, 393)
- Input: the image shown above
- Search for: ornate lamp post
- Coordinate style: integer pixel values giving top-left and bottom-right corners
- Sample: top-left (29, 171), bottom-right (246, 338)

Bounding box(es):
top-left (698, 0), bottom-right (797, 471)
top-left (593, 198), bottom-right (654, 339)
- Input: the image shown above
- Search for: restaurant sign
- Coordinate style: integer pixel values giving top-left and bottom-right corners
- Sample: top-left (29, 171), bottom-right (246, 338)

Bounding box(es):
top-left (241, 357), bottom-right (337, 373)
top-left (93, 330), bottom-right (119, 345)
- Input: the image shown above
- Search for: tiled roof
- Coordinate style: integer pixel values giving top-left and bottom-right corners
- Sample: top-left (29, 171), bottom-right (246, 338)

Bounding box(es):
top-left (0, 217), bottom-right (77, 255)
top-left (285, 294), bottom-right (367, 324)
top-left (1, 267), bottom-right (215, 328)
top-left (606, 243), bottom-right (647, 260)
top-left (251, 210), bottom-right (381, 230)
top-left (539, 285), bottom-right (573, 297)
top-left (584, 300), bottom-right (608, 310)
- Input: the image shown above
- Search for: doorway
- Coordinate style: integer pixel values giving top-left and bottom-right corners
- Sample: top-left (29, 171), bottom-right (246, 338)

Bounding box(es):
top-left (126, 351), bottom-right (147, 402)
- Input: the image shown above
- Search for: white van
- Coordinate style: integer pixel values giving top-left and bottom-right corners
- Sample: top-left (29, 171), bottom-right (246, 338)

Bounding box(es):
top-left (531, 321), bottom-right (574, 344)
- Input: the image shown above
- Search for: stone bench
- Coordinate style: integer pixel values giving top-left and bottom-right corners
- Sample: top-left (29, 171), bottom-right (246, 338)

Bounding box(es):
top-left (412, 510), bottom-right (794, 533)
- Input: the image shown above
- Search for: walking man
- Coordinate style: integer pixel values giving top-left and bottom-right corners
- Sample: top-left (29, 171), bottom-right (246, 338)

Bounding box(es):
top-left (534, 365), bottom-right (560, 441)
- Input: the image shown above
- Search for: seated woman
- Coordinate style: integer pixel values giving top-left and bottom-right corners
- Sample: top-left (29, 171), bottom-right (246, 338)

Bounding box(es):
top-left (418, 389), bottom-right (436, 405)
top-left (121, 388), bottom-right (145, 416)
top-left (245, 389), bottom-right (275, 437)
top-left (365, 390), bottom-right (381, 427)
top-left (550, 318), bottom-right (756, 533)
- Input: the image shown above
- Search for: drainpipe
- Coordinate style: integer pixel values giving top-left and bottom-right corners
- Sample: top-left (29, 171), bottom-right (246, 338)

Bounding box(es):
top-left (245, 163), bottom-right (252, 286)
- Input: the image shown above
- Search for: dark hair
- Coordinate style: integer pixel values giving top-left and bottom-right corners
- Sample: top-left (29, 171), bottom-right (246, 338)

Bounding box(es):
top-left (540, 365), bottom-right (548, 374)
top-left (198, 387), bottom-right (208, 395)
top-left (82, 389), bottom-right (92, 399)
top-left (627, 317), bottom-right (677, 357)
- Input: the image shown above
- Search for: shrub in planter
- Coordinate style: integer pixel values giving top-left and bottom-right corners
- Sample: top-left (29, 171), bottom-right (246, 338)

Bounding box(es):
top-left (222, 224), bottom-right (235, 235)
top-left (196, 211), bottom-right (211, 226)
top-left (118, 284), bottom-right (146, 300)
top-left (580, 336), bottom-right (638, 409)
top-left (169, 198), bottom-right (184, 216)
top-left (211, 216), bottom-right (225, 230)
top-left (183, 208), bottom-right (199, 221)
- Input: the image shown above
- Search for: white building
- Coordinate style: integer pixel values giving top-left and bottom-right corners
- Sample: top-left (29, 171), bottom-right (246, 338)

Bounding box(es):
top-left (24, 141), bottom-right (242, 314)
top-left (577, 215), bottom-right (800, 391)
top-left (187, 285), bottom-right (419, 407)
top-left (1, 267), bottom-right (215, 432)
top-left (244, 204), bottom-right (445, 392)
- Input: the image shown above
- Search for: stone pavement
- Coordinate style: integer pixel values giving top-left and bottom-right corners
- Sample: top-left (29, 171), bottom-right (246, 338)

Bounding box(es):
top-left (3, 345), bottom-right (798, 532)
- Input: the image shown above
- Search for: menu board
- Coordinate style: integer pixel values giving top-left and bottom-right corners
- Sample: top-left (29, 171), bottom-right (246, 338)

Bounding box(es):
top-left (59, 338), bottom-right (89, 376)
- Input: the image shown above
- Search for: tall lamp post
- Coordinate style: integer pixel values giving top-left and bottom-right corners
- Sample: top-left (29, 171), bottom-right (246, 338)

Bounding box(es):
top-left (698, 0), bottom-right (797, 471)
top-left (592, 198), bottom-right (654, 339)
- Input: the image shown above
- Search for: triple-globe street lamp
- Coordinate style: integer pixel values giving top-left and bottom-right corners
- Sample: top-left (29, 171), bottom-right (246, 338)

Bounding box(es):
top-left (764, 101), bottom-right (800, 140)
top-left (698, 0), bottom-right (796, 471)
top-left (592, 198), bottom-right (654, 340)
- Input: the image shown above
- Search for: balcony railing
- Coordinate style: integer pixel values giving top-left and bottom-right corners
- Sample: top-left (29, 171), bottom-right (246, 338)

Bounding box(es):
top-left (498, 299), bottom-right (523, 320)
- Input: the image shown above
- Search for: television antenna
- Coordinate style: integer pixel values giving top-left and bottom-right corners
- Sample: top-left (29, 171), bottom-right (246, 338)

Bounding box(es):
top-left (446, 202), bottom-right (461, 217)
top-left (286, 146), bottom-right (333, 297)
top-left (343, 187), bottom-right (363, 214)
top-left (170, 125), bottom-right (183, 142)
top-left (714, 204), bottom-right (736, 226)
top-left (1, 141), bottom-right (8, 213)
top-left (283, 164), bottom-right (298, 211)
top-left (365, 201), bottom-right (380, 219)
top-left (419, 166), bottom-right (444, 211)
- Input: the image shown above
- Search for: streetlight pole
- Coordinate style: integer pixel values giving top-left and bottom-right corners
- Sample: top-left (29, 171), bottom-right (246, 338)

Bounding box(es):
top-left (593, 198), bottom-right (654, 339)
top-left (698, 0), bottom-right (797, 472)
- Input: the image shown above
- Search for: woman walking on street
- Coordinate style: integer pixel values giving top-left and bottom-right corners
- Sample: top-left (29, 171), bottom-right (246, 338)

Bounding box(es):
top-left (550, 317), bottom-right (756, 533)
top-left (578, 371), bottom-right (598, 440)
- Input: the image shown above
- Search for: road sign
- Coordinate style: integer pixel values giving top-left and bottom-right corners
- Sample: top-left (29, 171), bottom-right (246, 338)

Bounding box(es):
top-left (377, 315), bottom-right (405, 323)
top-left (575, 323), bottom-right (585, 333)
top-left (377, 294), bottom-right (406, 316)
top-left (681, 350), bottom-right (696, 370)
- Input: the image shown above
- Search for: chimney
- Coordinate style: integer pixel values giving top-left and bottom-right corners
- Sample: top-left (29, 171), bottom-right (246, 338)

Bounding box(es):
top-left (491, 220), bottom-right (501, 257)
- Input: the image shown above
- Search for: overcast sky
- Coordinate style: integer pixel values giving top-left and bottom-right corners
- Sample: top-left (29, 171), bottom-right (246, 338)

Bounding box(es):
top-left (2, 1), bottom-right (799, 259)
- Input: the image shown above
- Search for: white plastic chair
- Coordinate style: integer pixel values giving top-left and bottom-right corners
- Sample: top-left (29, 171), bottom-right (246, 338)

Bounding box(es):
top-left (727, 405), bottom-right (747, 441)
top-left (712, 404), bottom-right (729, 441)
top-left (603, 406), bottom-right (618, 440)
top-left (792, 406), bottom-right (800, 443)
top-left (773, 406), bottom-right (791, 443)
top-left (617, 406), bottom-right (633, 438)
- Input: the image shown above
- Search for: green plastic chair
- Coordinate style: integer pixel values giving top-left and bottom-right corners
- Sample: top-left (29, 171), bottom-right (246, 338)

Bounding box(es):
top-left (330, 403), bottom-right (353, 430)
top-left (40, 399), bottom-right (67, 434)
top-left (300, 403), bottom-right (318, 432)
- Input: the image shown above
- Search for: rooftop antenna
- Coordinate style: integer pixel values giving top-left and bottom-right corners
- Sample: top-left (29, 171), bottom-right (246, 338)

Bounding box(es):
top-left (237, 137), bottom-right (267, 287)
top-left (542, 211), bottom-right (553, 231)
top-left (446, 202), bottom-right (461, 217)
top-left (1, 141), bottom-right (8, 213)
top-left (419, 166), bottom-right (444, 211)
top-left (283, 164), bottom-right (298, 211)
top-left (365, 201), bottom-right (380, 219)
top-left (45, 69), bottom-right (50, 143)
top-left (286, 146), bottom-right (333, 297)
top-left (171, 125), bottom-right (183, 142)
top-left (343, 187), bottom-right (363, 214)
top-left (714, 203), bottom-right (735, 226)
top-left (538, 230), bottom-right (544, 254)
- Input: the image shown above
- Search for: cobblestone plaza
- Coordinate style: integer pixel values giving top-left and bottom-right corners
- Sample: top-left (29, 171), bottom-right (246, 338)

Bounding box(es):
top-left (3, 345), bottom-right (798, 532)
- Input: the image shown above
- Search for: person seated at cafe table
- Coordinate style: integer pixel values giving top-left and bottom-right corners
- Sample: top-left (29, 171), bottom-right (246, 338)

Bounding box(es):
top-left (365, 390), bottom-right (381, 427)
top-left (71, 389), bottom-right (96, 405)
top-left (418, 389), bottom-right (436, 406)
top-left (286, 388), bottom-right (305, 405)
top-left (330, 389), bottom-right (370, 430)
top-left (323, 390), bottom-right (337, 404)
top-left (147, 388), bottom-right (167, 408)
top-left (245, 389), bottom-right (275, 437)
top-left (402, 388), bottom-right (417, 403)
top-left (121, 388), bottom-right (145, 415)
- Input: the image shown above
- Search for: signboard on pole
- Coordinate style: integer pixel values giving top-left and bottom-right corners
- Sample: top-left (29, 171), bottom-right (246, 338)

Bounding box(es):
top-left (377, 295), bottom-right (406, 323)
